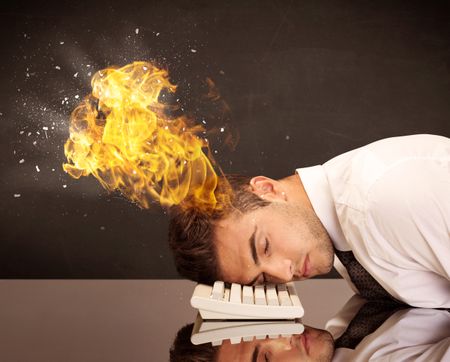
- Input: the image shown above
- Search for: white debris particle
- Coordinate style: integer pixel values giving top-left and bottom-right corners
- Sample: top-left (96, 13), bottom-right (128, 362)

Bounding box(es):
top-left (35, 165), bottom-right (40, 172)
top-left (73, 72), bottom-right (78, 78)
top-left (202, 120), bottom-right (207, 124)
top-left (220, 127), bottom-right (225, 132)
top-left (55, 65), bottom-right (61, 70)
top-left (26, 73), bottom-right (30, 77)
top-left (14, 194), bottom-right (21, 198)
top-left (86, 64), bottom-right (91, 68)
top-left (27, 132), bottom-right (31, 136)
top-left (36, 131), bottom-right (40, 135)
top-left (19, 130), bottom-right (24, 135)
top-left (190, 49), bottom-right (197, 53)
top-left (13, 150), bottom-right (16, 155)
top-left (87, 72), bottom-right (92, 76)
top-left (214, 150), bottom-right (218, 154)
top-left (62, 184), bottom-right (67, 188)
top-left (135, 28), bottom-right (139, 34)
top-left (143, 66), bottom-right (148, 71)
top-left (33, 141), bottom-right (37, 146)
top-left (19, 159), bottom-right (25, 164)
top-left (64, 97), bottom-right (68, 101)
top-left (156, 32), bottom-right (160, 36)
top-left (285, 135), bottom-right (290, 140)
top-left (42, 126), bottom-right (48, 131)
top-left (100, 226), bottom-right (106, 231)
top-left (61, 99), bottom-right (65, 104)
top-left (59, 41), bottom-right (64, 45)
top-left (219, 70), bottom-right (225, 75)
top-left (74, 95), bottom-right (79, 99)
top-left (51, 168), bottom-right (55, 172)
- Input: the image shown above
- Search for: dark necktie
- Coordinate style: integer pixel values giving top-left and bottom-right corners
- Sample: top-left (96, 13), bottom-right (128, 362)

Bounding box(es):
top-left (335, 299), bottom-right (407, 349)
top-left (334, 248), bottom-right (398, 301)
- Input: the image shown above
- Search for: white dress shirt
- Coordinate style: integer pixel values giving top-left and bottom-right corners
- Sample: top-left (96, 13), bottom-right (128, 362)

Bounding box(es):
top-left (297, 134), bottom-right (450, 308)
top-left (326, 295), bottom-right (450, 362)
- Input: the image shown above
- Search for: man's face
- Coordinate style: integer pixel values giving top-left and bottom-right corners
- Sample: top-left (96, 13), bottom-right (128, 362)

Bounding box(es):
top-left (214, 196), bottom-right (333, 285)
top-left (216, 327), bottom-right (334, 362)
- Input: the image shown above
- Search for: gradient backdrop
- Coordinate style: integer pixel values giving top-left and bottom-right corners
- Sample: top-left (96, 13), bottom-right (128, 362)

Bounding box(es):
top-left (1, 0), bottom-right (449, 278)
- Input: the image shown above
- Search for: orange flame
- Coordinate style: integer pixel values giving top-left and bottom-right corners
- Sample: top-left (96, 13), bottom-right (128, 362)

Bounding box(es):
top-left (63, 61), bottom-right (223, 211)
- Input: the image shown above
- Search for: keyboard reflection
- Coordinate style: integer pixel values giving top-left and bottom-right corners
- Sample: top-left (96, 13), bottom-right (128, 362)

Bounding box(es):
top-left (170, 296), bottom-right (450, 362)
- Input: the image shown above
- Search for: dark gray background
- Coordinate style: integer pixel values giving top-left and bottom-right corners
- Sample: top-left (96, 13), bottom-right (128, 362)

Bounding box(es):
top-left (1, 0), bottom-right (449, 278)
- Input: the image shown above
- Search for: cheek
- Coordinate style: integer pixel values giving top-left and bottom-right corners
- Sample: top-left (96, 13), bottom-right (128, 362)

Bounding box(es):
top-left (273, 349), bottom-right (304, 362)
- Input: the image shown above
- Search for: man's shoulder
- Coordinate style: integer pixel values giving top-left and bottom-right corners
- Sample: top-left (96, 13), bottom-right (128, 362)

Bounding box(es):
top-left (323, 134), bottom-right (450, 208)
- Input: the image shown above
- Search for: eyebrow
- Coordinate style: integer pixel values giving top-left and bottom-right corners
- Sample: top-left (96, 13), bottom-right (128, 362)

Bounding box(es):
top-left (248, 225), bottom-right (261, 286)
top-left (252, 344), bottom-right (260, 362)
top-left (250, 225), bottom-right (259, 266)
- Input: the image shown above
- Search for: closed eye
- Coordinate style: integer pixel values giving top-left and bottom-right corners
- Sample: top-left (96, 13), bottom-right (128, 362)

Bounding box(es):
top-left (264, 238), bottom-right (270, 255)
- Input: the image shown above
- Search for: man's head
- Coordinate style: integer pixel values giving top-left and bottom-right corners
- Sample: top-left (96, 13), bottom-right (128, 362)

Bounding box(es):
top-left (168, 174), bottom-right (334, 285)
top-left (170, 323), bottom-right (334, 362)
top-left (216, 326), bottom-right (335, 362)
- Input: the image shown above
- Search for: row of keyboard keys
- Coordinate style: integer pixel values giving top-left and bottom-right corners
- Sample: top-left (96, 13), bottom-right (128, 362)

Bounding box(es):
top-left (211, 281), bottom-right (296, 306)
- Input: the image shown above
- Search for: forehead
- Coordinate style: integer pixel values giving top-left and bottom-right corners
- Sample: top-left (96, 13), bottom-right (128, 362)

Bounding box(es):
top-left (214, 210), bottom-right (259, 284)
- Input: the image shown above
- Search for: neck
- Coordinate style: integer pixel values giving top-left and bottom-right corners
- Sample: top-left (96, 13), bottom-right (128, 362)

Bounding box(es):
top-left (279, 173), bottom-right (314, 210)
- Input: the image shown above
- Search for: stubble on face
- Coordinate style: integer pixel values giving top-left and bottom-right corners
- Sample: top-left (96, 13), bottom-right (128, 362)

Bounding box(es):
top-left (277, 201), bottom-right (334, 277)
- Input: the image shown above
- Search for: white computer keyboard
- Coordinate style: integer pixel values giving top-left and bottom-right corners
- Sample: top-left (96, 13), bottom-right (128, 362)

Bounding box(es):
top-left (190, 281), bottom-right (304, 320)
top-left (190, 313), bottom-right (305, 345)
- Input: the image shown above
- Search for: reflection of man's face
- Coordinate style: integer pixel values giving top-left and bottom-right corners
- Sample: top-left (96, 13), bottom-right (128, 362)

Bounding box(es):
top-left (216, 326), bottom-right (334, 362)
top-left (214, 200), bottom-right (334, 285)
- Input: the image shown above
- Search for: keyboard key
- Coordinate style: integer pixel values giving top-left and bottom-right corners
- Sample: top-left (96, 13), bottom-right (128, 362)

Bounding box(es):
top-left (230, 283), bottom-right (242, 304)
top-left (287, 283), bottom-right (302, 306)
top-left (277, 284), bottom-right (292, 306)
top-left (265, 285), bottom-right (279, 306)
top-left (242, 286), bottom-right (254, 304)
top-left (230, 336), bottom-right (241, 344)
top-left (254, 285), bottom-right (267, 305)
top-left (223, 287), bottom-right (230, 302)
top-left (211, 281), bottom-right (225, 300)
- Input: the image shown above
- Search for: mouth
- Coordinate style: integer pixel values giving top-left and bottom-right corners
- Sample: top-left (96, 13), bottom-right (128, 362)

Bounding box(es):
top-left (299, 332), bottom-right (310, 355)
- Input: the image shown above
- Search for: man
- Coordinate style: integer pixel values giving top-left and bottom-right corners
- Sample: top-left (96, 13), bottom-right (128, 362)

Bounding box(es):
top-left (170, 323), bottom-right (335, 362)
top-left (169, 134), bottom-right (450, 308)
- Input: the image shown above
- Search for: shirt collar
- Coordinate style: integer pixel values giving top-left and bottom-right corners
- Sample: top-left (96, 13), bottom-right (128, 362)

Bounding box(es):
top-left (296, 165), bottom-right (350, 251)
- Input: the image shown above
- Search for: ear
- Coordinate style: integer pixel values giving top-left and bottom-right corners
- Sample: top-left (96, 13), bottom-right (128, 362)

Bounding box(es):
top-left (249, 176), bottom-right (287, 202)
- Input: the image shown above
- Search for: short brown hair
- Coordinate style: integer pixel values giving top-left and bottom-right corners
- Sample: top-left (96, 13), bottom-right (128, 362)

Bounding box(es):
top-left (170, 323), bottom-right (218, 362)
top-left (168, 175), bottom-right (270, 284)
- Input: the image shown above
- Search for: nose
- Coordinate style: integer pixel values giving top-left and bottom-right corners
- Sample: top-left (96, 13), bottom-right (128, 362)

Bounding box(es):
top-left (265, 258), bottom-right (294, 283)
